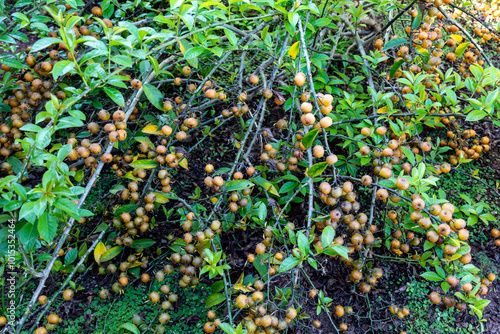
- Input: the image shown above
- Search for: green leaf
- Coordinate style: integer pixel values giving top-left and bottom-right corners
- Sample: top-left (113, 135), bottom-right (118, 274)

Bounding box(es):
top-left (474, 299), bottom-right (490, 309)
top-left (401, 146), bottom-right (415, 165)
top-left (184, 46), bottom-right (205, 60)
top-left (321, 225), bottom-right (335, 249)
top-left (302, 128), bottom-right (319, 149)
top-left (143, 83), bottom-right (164, 110)
top-left (288, 12), bottom-right (299, 27)
top-left (57, 144), bottom-right (73, 162)
top-left (323, 245), bottom-right (349, 259)
top-left (307, 162), bottom-right (328, 178)
top-left (469, 305), bottom-right (482, 319)
top-left (455, 42), bottom-right (469, 58)
top-left (180, 12), bottom-right (194, 30)
top-left (297, 231), bottom-right (309, 256)
top-left (205, 293), bottom-right (226, 308)
top-left (54, 198), bottom-right (79, 218)
top-left (130, 238), bottom-right (155, 249)
top-left (435, 266), bottom-right (446, 278)
top-left (111, 55), bottom-right (133, 67)
top-left (225, 180), bottom-right (254, 192)
top-left (423, 240), bottom-right (435, 251)
top-left (258, 202), bottom-right (267, 221)
top-left (420, 271), bottom-right (444, 282)
top-left (170, 0), bottom-right (183, 9)
top-left (210, 280), bottom-right (224, 293)
top-left (279, 181), bottom-right (296, 194)
top-left (118, 21), bottom-right (140, 43)
top-left (278, 257), bottom-right (301, 272)
top-left (64, 248), bottom-right (78, 265)
top-left (253, 253), bottom-right (270, 277)
top-left (219, 323), bottom-right (236, 334)
top-left (390, 58), bottom-right (404, 78)
top-left (223, 28), bottom-right (237, 46)
top-left (308, 257), bottom-right (318, 269)
top-left (383, 37), bottom-right (407, 51)
top-left (52, 60), bottom-right (74, 81)
top-left (118, 323), bottom-right (140, 334)
top-left (252, 176), bottom-right (279, 197)
top-left (38, 212), bottom-right (57, 243)
top-left (36, 128), bottom-right (52, 149)
top-left (20, 124), bottom-right (42, 132)
top-left (100, 246), bottom-right (123, 262)
top-left (128, 159), bottom-right (157, 169)
top-left (466, 109), bottom-right (487, 121)
top-left (412, 7), bottom-right (422, 30)
top-left (78, 243), bottom-right (88, 259)
top-left (103, 87), bottom-right (125, 107)
top-left (3, 200), bottom-right (22, 212)
top-left (12, 183), bottom-right (26, 200)
top-left (31, 37), bottom-right (62, 52)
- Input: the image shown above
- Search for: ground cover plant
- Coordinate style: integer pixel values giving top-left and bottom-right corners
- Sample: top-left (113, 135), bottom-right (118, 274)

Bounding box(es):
top-left (0, 0), bottom-right (500, 333)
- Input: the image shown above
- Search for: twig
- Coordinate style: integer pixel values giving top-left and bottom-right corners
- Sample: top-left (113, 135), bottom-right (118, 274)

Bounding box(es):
top-left (364, 0), bottom-right (418, 44)
top-left (297, 17), bottom-right (315, 237)
top-left (341, 16), bottom-right (377, 114)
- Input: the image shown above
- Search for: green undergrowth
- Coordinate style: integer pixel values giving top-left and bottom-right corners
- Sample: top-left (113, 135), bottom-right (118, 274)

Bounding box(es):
top-left (428, 159), bottom-right (500, 243)
top-left (401, 279), bottom-right (478, 334)
top-left (46, 278), bottom-right (210, 334)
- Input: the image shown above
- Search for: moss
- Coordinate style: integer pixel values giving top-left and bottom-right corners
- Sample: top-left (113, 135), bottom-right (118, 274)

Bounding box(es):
top-left (51, 277), bottom-right (210, 334)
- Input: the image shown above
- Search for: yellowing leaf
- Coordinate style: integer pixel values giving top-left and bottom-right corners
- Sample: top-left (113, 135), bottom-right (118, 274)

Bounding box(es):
top-left (233, 273), bottom-right (254, 292)
top-left (142, 124), bottom-right (163, 135)
top-left (178, 40), bottom-right (186, 55)
top-left (128, 260), bottom-right (143, 269)
top-left (234, 141), bottom-right (241, 149)
top-left (450, 34), bottom-right (463, 43)
top-left (415, 46), bottom-right (429, 56)
top-left (377, 106), bottom-right (388, 114)
top-left (129, 159), bottom-right (157, 169)
top-left (100, 246), bottom-right (123, 262)
top-left (455, 42), bottom-right (470, 58)
top-left (252, 176), bottom-right (279, 197)
top-left (94, 242), bottom-right (107, 263)
top-left (132, 154), bottom-right (147, 162)
top-left (135, 137), bottom-right (155, 149)
top-left (154, 192), bottom-right (170, 203)
top-left (200, 239), bottom-right (212, 253)
top-left (179, 157), bottom-right (188, 169)
top-left (288, 41), bottom-right (300, 60)
top-left (14, 151), bottom-right (26, 159)
top-left (123, 171), bottom-right (143, 181)
top-left (233, 283), bottom-right (253, 292)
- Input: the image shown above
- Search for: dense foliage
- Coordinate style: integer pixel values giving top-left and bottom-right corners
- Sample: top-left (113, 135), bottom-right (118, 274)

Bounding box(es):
top-left (0, 0), bottom-right (499, 333)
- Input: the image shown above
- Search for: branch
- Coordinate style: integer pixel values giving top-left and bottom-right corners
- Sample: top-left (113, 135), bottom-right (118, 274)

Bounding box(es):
top-left (437, 7), bottom-right (492, 67)
top-left (297, 17), bottom-right (316, 237)
top-left (341, 16), bottom-right (377, 114)
top-left (364, 0), bottom-right (418, 44)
